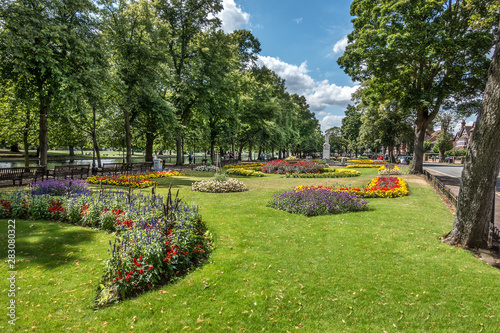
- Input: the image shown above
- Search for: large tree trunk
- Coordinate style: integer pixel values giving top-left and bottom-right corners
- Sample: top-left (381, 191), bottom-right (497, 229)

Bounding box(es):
top-left (238, 143), bottom-right (244, 161)
top-left (38, 95), bottom-right (50, 167)
top-left (92, 136), bottom-right (102, 168)
top-left (210, 139), bottom-right (216, 164)
top-left (231, 136), bottom-right (235, 158)
top-left (176, 133), bottom-right (183, 166)
top-left (388, 144), bottom-right (394, 163)
top-left (145, 132), bottom-right (154, 162)
top-left (23, 132), bottom-right (30, 167)
top-left (439, 149), bottom-right (446, 163)
top-left (69, 145), bottom-right (75, 157)
top-left (444, 29), bottom-right (500, 249)
top-left (124, 108), bottom-right (132, 164)
top-left (410, 113), bottom-right (432, 174)
top-left (248, 142), bottom-right (253, 161)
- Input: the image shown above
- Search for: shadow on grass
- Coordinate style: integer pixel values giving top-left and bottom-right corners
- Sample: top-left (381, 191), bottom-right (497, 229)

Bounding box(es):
top-left (0, 220), bottom-right (104, 269)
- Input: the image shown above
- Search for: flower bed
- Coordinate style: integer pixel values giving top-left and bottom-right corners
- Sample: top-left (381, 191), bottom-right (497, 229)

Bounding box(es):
top-left (86, 171), bottom-right (184, 188)
top-left (31, 178), bottom-right (90, 196)
top-left (226, 168), bottom-right (266, 177)
top-left (363, 176), bottom-right (409, 198)
top-left (378, 165), bottom-right (403, 175)
top-left (223, 163), bottom-right (264, 171)
top-left (268, 187), bottom-right (369, 216)
top-left (0, 188), bottom-right (212, 307)
top-left (194, 165), bottom-right (220, 172)
top-left (191, 178), bottom-right (248, 193)
top-left (294, 176), bottom-right (409, 199)
top-left (347, 159), bottom-right (386, 164)
top-left (261, 160), bottom-right (325, 174)
top-left (346, 164), bottom-right (385, 169)
top-left (284, 168), bottom-right (361, 178)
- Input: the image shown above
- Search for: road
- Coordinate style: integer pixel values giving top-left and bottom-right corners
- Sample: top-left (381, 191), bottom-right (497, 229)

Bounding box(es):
top-left (423, 163), bottom-right (500, 193)
top-left (423, 163), bottom-right (500, 226)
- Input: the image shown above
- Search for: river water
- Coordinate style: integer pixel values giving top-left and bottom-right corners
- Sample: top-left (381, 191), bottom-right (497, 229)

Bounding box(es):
top-left (0, 156), bottom-right (188, 169)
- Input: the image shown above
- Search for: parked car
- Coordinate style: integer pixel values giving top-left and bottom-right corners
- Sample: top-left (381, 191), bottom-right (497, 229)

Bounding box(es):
top-left (397, 156), bottom-right (412, 164)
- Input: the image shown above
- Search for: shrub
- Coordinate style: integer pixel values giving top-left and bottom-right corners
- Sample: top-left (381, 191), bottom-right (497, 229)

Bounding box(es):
top-left (445, 149), bottom-right (467, 157)
top-left (268, 188), bottom-right (369, 216)
top-left (192, 178), bottom-right (248, 193)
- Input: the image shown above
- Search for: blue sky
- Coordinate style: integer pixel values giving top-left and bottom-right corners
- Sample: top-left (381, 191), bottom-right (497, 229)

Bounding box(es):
top-left (216, 0), bottom-right (357, 132)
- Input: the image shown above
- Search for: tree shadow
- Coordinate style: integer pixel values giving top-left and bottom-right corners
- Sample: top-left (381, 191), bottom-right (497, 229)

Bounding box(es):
top-left (0, 220), bottom-right (109, 269)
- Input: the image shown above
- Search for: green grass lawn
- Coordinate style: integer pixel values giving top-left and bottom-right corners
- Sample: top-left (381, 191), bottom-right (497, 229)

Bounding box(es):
top-left (2, 169), bottom-right (500, 332)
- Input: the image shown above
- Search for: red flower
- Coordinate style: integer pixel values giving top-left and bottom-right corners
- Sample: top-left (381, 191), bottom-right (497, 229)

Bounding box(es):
top-left (149, 266), bottom-right (153, 270)
top-left (139, 269), bottom-right (144, 274)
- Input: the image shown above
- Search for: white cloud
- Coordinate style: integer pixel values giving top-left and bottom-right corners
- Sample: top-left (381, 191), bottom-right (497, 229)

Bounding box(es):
top-left (306, 80), bottom-right (358, 111)
top-left (257, 55), bottom-right (358, 112)
top-left (257, 55), bottom-right (316, 93)
top-left (217, 0), bottom-right (250, 33)
top-left (320, 115), bottom-right (345, 131)
top-left (333, 36), bottom-right (348, 54)
top-left (294, 17), bottom-right (303, 24)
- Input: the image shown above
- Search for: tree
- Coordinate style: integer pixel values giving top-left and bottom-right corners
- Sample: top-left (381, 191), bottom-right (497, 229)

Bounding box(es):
top-left (444, 2), bottom-right (500, 248)
top-left (155, 0), bottom-right (222, 165)
top-left (0, 82), bottom-right (39, 166)
top-left (0, 0), bottom-right (101, 167)
top-left (341, 104), bottom-right (362, 156)
top-left (433, 132), bottom-right (454, 161)
top-left (433, 110), bottom-right (457, 161)
top-left (190, 28), bottom-right (239, 163)
top-left (102, 0), bottom-right (174, 163)
top-left (328, 127), bottom-right (347, 155)
top-left (338, 0), bottom-right (494, 174)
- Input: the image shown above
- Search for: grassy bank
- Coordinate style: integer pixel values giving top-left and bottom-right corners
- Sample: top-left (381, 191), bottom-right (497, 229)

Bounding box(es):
top-left (1, 169), bottom-right (499, 332)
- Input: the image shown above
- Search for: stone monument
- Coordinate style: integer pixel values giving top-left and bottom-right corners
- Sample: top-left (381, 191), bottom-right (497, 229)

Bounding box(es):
top-left (322, 132), bottom-right (331, 160)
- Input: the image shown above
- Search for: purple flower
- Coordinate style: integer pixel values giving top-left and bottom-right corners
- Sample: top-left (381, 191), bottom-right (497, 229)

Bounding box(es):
top-left (31, 179), bottom-right (90, 197)
top-left (268, 188), bottom-right (369, 216)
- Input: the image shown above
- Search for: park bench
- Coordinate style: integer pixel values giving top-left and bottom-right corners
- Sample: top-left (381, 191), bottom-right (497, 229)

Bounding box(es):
top-left (129, 162), bottom-right (152, 173)
top-left (101, 163), bottom-right (127, 175)
top-left (47, 165), bottom-right (89, 179)
top-left (101, 162), bottom-right (153, 175)
top-left (0, 166), bottom-right (46, 186)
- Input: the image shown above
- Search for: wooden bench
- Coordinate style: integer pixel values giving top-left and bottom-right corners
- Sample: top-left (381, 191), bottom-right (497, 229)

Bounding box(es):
top-left (47, 165), bottom-right (90, 179)
top-left (0, 166), bottom-right (46, 186)
top-left (100, 162), bottom-right (153, 175)
top-left (129, 162), bottom-right (153, 173)
top-left (101, 163), bottom-right (127, 175)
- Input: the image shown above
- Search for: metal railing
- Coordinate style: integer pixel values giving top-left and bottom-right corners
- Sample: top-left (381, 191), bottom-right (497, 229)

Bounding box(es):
top-left (423, 170), bottom-right (458, 206)
top-left (423, 169), bottom-right (499, 249)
